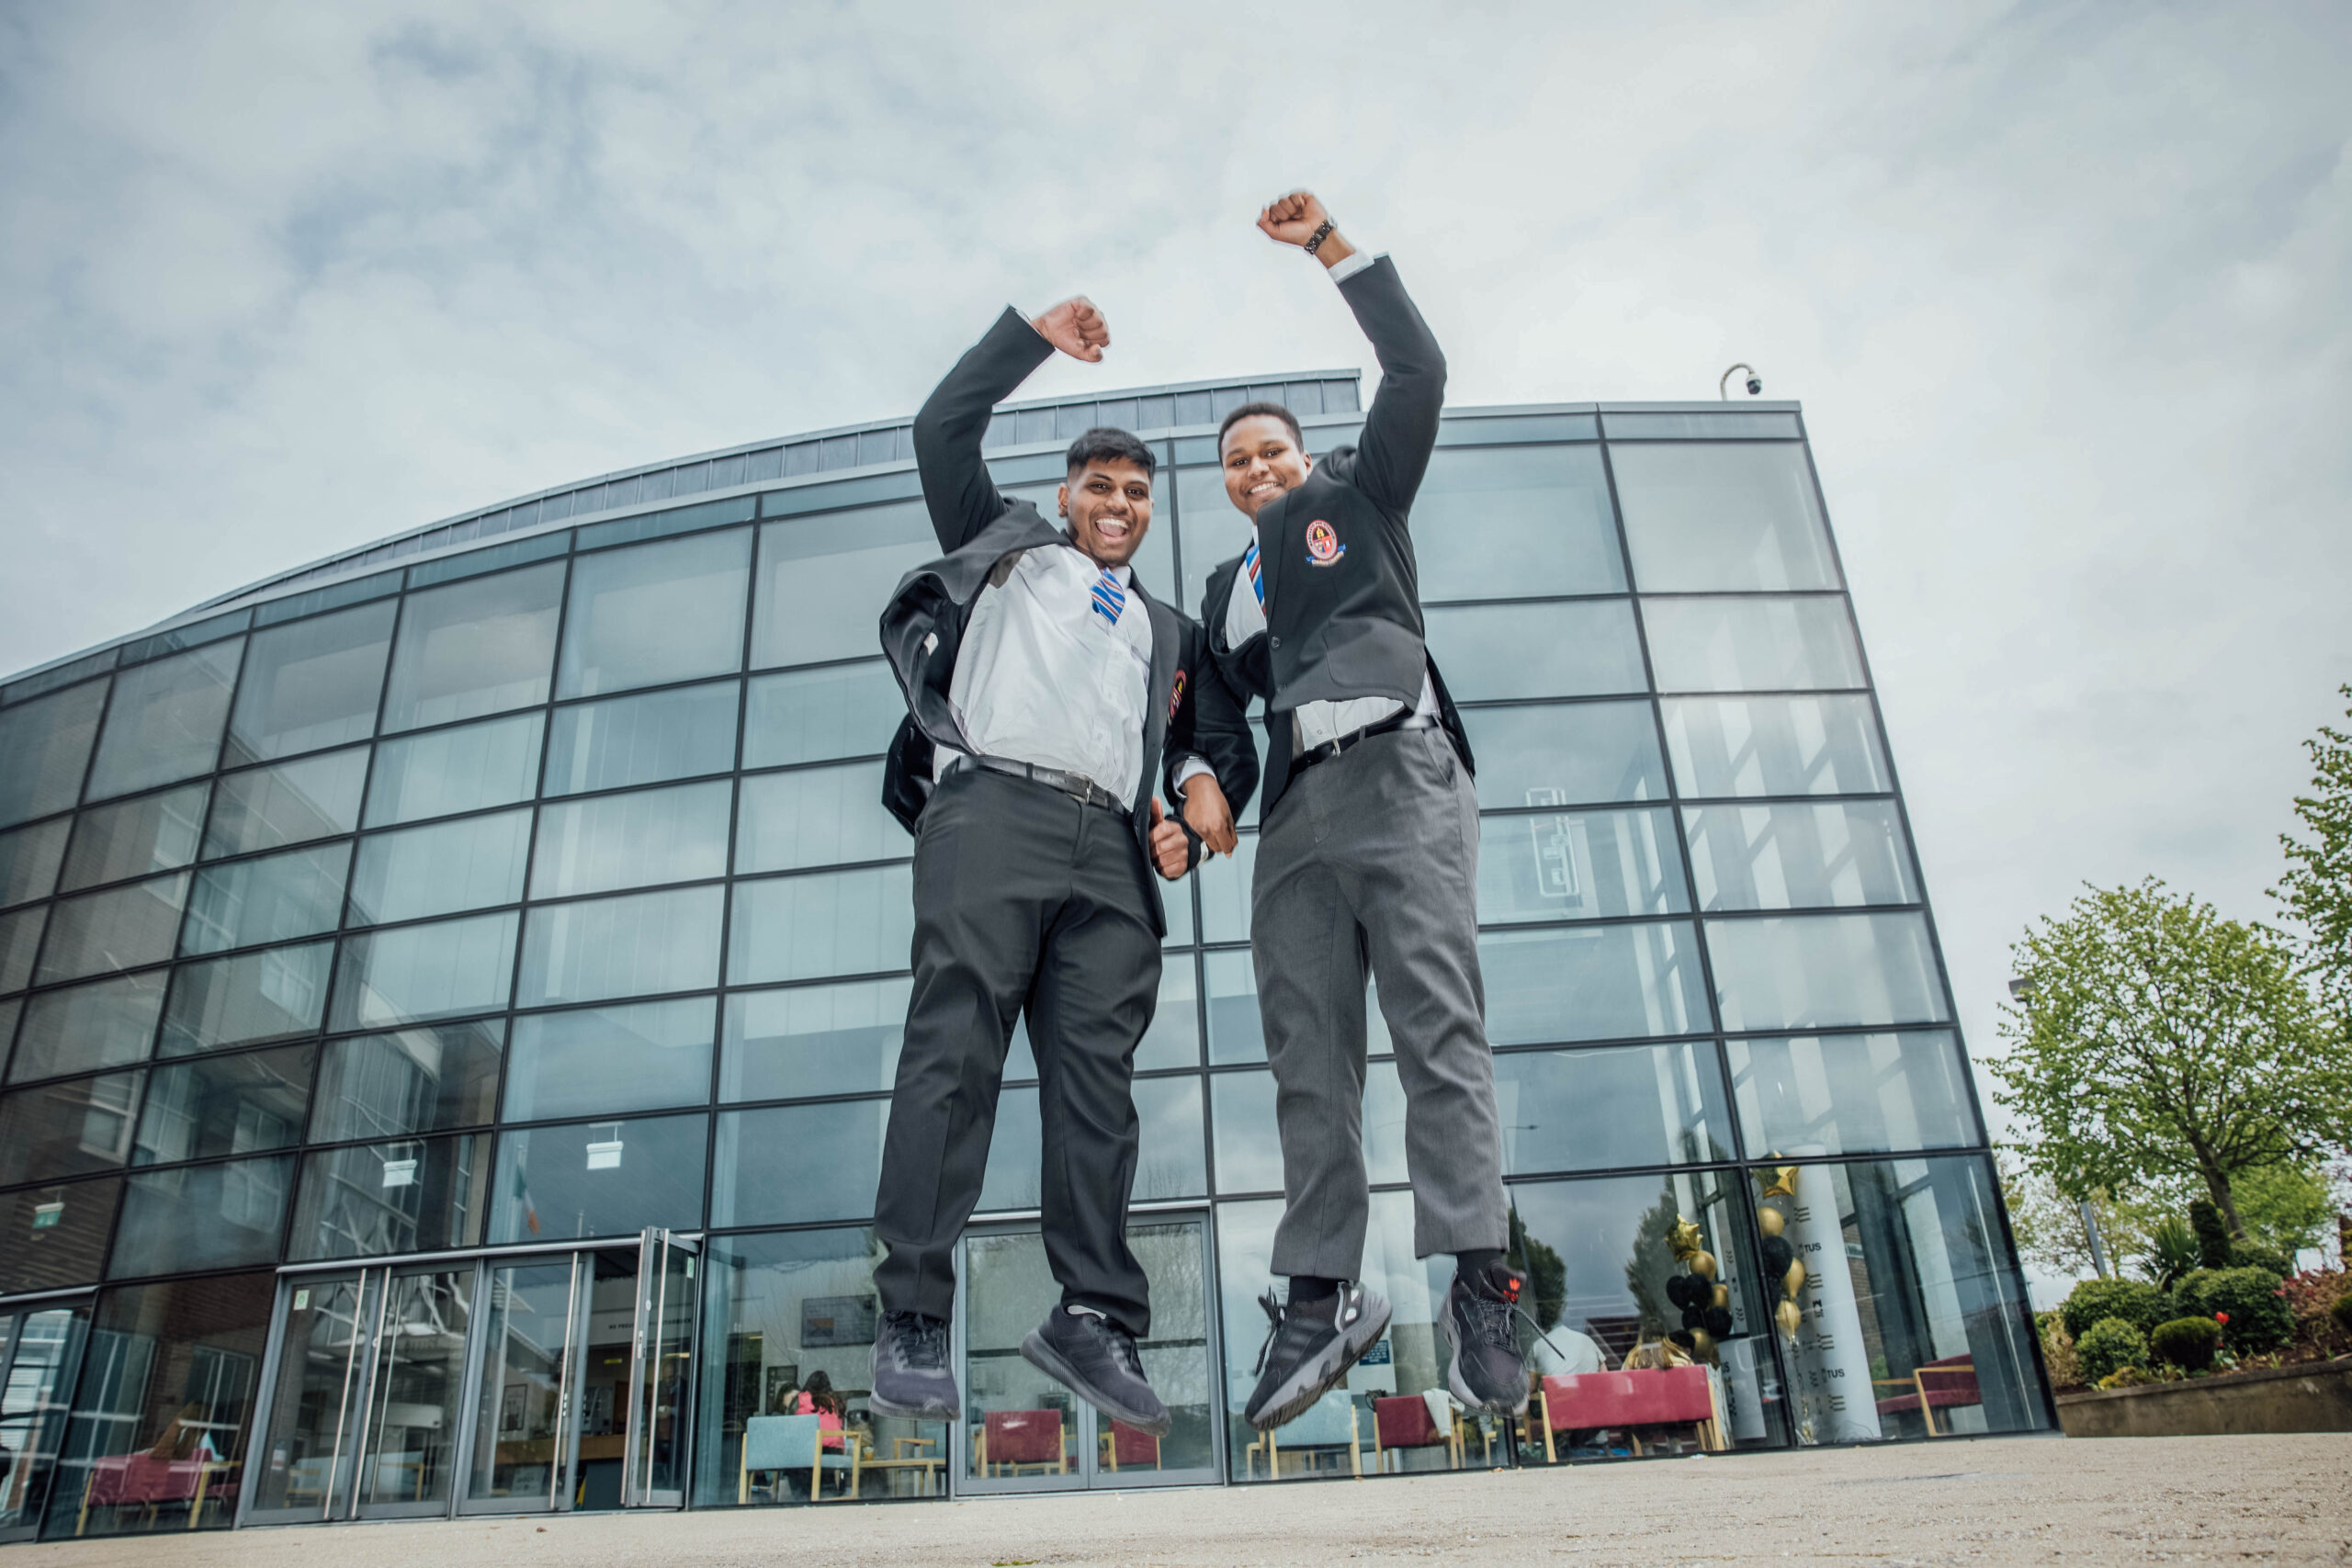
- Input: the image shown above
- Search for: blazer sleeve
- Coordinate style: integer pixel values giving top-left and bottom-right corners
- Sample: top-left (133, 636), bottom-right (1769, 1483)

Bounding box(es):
top-left (1163, 619), bottom-right (1262, 819)
top-left (1335, 256), bottom-right (1447, 520)
top-left (911, 308), bottom-right (1057, 552)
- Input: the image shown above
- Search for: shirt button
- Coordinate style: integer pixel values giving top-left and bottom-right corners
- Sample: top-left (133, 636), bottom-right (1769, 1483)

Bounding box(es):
top-left (1270, 636), bottom-right (1282, 649)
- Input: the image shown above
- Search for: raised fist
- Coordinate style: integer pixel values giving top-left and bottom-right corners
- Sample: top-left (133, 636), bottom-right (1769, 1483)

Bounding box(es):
top-left (1148, 799), bottom-right (1192, 880)
top-left (1257, 190), bottom-right (1332, 249)
top-left (1031, 296), bottom-right (1109, 363)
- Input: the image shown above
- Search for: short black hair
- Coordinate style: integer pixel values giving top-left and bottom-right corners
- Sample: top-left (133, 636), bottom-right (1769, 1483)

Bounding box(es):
top-left (1218, 400), bottom-right (1304, 455)
top-left (1065, 426), bottom-right (1156, 481)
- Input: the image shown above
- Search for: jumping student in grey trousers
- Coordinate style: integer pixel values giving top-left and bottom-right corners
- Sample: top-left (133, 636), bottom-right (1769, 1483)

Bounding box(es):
top-left (1185, 191), bottom-right (1531, 1430)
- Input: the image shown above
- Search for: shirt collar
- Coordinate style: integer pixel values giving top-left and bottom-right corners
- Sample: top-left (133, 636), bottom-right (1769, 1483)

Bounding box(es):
top-left (1062, 538), bottom-right (1132, 588)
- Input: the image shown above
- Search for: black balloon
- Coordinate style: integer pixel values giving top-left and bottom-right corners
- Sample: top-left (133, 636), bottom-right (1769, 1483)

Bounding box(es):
top-left (1762, 1236), bottom-right (1794, 1277)
top-left (1705, 1306), bottom-right (1735, 1337)
top-left (1666, 1275), bottom-right (1691, 1308)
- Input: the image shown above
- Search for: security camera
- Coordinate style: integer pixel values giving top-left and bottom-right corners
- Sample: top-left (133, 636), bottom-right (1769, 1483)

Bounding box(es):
top-left (1745, 373), bottom-right (1762, 396)
top-left (1719, 362), bottom-right (1763, 400)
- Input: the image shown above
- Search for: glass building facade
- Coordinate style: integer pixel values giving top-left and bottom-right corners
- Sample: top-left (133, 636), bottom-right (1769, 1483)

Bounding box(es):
top-left (0, 379), bottom-right (2050, 1539)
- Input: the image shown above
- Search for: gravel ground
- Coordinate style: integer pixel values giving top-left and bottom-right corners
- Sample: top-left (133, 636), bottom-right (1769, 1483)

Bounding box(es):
top-left (14, 1435), bottom-right (2349, 1567)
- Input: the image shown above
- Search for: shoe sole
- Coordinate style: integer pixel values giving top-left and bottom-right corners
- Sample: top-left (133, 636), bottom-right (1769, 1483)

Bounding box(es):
top-left (1440, 1298), bottom-right (1532, 1416)
top-left (1243, 1291), bottom-right (1393, 1432)
top-left (1020, 1330), bottom-right (1174, 1438)
top-left (868, 1347), bottom-right (959, 1422)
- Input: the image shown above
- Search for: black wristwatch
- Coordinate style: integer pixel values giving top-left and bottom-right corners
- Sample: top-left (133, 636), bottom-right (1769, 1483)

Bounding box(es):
top-left (1304, 220), bottom-right (1335, 256)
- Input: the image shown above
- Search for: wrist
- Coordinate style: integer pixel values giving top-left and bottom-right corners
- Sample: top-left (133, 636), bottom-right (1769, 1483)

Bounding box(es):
top-left (1309, 228), bottom-right (1356, 269)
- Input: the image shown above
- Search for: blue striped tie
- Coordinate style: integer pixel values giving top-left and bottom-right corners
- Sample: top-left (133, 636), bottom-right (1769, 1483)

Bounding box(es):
top-left (1242, 536), bottom-right (1264, 608)
top-left (1091, 566), bottom-right (1125, 626)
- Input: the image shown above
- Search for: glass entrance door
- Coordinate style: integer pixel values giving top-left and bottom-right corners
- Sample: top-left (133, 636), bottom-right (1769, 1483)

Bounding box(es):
top-left (956, 1215), bottom-right (1220, 1493)
top-left (622, 1230), bottom-right (696, 1506)
top-left (0, 1302), bottom-right (91, 1543)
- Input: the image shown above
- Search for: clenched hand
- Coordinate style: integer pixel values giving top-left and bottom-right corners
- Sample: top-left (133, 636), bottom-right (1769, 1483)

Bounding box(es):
top-left (1031, 296), bottom-right (1110, 363)
top-left (1148, 799), bottom-right (1192, 880)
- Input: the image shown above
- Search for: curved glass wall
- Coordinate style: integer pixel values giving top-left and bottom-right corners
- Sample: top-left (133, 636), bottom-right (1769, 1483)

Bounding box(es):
top-left (0, 399), bottom-right (2041, 1534)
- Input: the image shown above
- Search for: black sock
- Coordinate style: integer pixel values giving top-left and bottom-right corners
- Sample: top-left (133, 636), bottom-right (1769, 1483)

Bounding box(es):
top-left (1287, 1275), bottom-right (1343, 1323)
top-left (1455, 1247), bottom-right (1506, 1285)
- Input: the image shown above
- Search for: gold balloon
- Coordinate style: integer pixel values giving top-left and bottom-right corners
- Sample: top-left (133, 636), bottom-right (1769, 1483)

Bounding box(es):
top-left (1689, 1250), bottom-right (1717, 1280)
top-left (1783, 1259), bottom-right (1807, 1298)
top-left (1776, 1299), bottom-right (1804, 1340)
top-left (1756, 1205), bottom-right (1786, 1238)
top-left (1667, 1216), bottom-right (1703, 1259)
top-left (1712, 1283), bottom-right (1730, 1310)
top-left (1689, 1327), bottom-right (1717, 1362)
top-left (1760, 1165), bottom-right (1801, 1201)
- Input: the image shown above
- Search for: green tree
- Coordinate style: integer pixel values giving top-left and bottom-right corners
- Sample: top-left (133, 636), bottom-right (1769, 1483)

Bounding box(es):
top-left (2274, 685), bottom-right (2352, 1031)
top-left (1996, 1156), bottom-right (2149, 1278)
top-left (1995, 879), bottom-right (2352, 1237)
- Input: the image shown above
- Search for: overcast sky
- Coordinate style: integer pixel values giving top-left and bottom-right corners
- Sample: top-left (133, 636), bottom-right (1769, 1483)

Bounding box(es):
top-left (5, 2), bottom-right (2348, 1173)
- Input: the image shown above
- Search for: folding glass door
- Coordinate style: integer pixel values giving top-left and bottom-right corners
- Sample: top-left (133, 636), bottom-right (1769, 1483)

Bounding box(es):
top-left (0, 1301), bottom-right (90, 1542)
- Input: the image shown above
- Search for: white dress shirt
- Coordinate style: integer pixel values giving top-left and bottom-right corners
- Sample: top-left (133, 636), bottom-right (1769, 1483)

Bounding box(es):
top-left (934, 541), bottom-right (1156, 800)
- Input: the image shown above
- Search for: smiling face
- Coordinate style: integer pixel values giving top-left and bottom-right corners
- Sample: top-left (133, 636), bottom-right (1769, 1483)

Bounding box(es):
top-left (1059, 457), bottom-right (1154, 568)
top-left (1220, 412), bottom-right (1313, 520)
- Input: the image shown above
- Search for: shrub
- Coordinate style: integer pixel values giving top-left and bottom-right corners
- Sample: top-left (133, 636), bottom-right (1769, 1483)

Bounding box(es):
top-left (2188, 1199), bottom-right (2233, 1269)
top-left (2075, 1316), bottom-right (2149, 1384)
top-left (2334, 1292), bottom-right (2352, 1340)
top-left (2175, 1267), bottom-right (2295, 1354)
top-left (2038, 1311), bottom-right (2082, 1389)
top-left (2059, 1277), bottom-right (2172, 1339)
top-left (2227, 1239), bottom-right (2295, 1279)
top-left (2141, 1216), bottom-right (2200, 1290)
top-left (2148, 1315), bottom-right (2222, 1371)
top-left (2279, 1269), bottom-right (2351, 1360)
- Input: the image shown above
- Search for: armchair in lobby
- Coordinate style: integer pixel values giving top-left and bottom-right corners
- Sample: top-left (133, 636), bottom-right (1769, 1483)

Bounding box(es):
top-left (1369, 1393), bottom-right (1464, 1472)
top-left (1097, 1420), bottom-right (1159, 1472)
top-left (1532, 1365), bottom-right (1726, 1461)
top-left (739, 1413), bottom-right (861, 1503)
top-left (974, 1410), bottom-right (1067, 1477)
top-left (1872, 1355), bottom-right (1979, 1436)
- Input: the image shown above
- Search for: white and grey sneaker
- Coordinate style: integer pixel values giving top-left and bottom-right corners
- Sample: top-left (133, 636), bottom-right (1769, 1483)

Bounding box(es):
top-left (869, 1310), bottom-right (958, 1420)
top-left (1241, 1282), bottom-right (1392, 1432)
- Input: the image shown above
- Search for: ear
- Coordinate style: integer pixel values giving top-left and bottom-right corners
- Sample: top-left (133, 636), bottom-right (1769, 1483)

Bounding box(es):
top-left (1057, 481), bottom-right (1070, 519)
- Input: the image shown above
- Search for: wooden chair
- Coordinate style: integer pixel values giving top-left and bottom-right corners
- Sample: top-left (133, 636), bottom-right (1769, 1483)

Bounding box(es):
top-left (76, 1453), bottom-right (220, 1534)
top-left (1098, 1420), bottom-right (1160, 1472)
top-left (1243, 1390), bottom-right (1360, 1480)
top-left (1534, 1366), bottom-right (1725, 1462)
top-left (974, 1409), bottom-right (1066, 1476)
top-left (738, 1414), bottom-right (860, 1503)
top-left (1872, 1355), bottom-right (1980, 1436)
top-left (1370, 1394), bottom-right (1468, 1472)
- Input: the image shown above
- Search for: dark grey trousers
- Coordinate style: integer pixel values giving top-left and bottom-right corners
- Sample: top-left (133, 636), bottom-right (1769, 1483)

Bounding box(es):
top-left (1251, 725), bottom-right (1509, 1278)
top-left (873, 766), bottom-right (1161, 1336)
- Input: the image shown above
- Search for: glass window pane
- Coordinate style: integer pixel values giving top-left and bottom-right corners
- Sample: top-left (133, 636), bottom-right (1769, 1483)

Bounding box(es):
top-left (203, 747), bottom-right (368, 858)
top-left (1494, 1041), bottom-right (1734, 1173)
top-left (1204, 949), bottom-right (1262, 1065)
top-left (1643, 595), bottom-right (1863, 693)
top-left (1477, 807), bottom-right (1686, 924)
top-left (0, 905), bottom-right (41, 994)
top-left (331, 912), bottom-right (517, 1032)
top-left (1137, 954), bottom-right (1200, 1071)
top-left (531, 780), bottom-right (730, 897)
top-left (180, 842), bottom-right (349, 954)
top-left (505, 997), bottom-right (716, 1121)
top-left (226, 600), bottom-right (396, 762)
top-left (1176, 467), bottom-right (1250, 616)
top-left (488, 1111), bottom-right (707, 1241)
top-left (1727, 1031), bottom-right (1980, 1156)
top-left (543, 679), bottom-right (739, 795)
top-left (517, 886), bottom-right (721, 1006)
top-left (108, 1155), bottom-right (295, 1276)
top-left (83, 641), bottom-right (241, 800)
top-left (0, 680), bottom-right (106, 829)
top-left (1749, 1156), bottom-right (2046, 1439)
top-left (709, 1101), bottom-right (887, 1228)
top-left (1414, 446), bottom-right (1625, 600)
top-left (1706, 912), bottom-right (1950, 1032)
top-left (1424, 601), bottom-right (1645, 700)
top-left (131, 1043), bottom-right (311, 1166)
top-left (310, 1021), bottom-right (503, 1143)
top-left (1197, 833), bottom-right (1256, 945)
top-left (0, 817), bottom-right (69, 908)
top-left (160, 940), bottom-right (333, 1055)
top-left (287, 1132), bottom-right (492, 1261)
top-left (364, 711), bottom-right (544, 828)
top-left (560, 528), bottom-right (751, 697)
top-left (38, 874), bottom-right (189, 983)
top-left (348, 808), bottom-right (530, 927)
top-left (720, 977), bottom-right (910, 1101)
top-left (1612, 443), bottom-right (1839, 592)
top-left (1481, 921), bottom-right (1708, 1044)
top-left (1661, 694), bottom-right (1892, 799)
top-left (751, 505), bottom-right (930, 671)
top-left (1459, 701), bottom-right (1667, 808)
top-left (8, 974), bottom-right (164, 1082)
top-left (728, 867), bottom-right (912, 987)
top-left (736, 762), bottom-right (899, 874)
top-left (62, 782), bottom-right (208, 890)
top-left (0, 1175), bottom-right (120, 1293)
top-left (1684, 800), bottom-right (1918, 911)
top-left (0, 1069), bottom-right (142, 1184)
top-left (743, 662), bottom-right (904, 769)
top-left (380, 560), bottom-right (564, 731)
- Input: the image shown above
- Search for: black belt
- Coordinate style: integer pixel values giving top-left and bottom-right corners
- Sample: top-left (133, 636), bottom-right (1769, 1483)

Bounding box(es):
top-left (1290, 710), bottom-right (1438, 775)
top-left (951, 753), bottom-right (1131, 818)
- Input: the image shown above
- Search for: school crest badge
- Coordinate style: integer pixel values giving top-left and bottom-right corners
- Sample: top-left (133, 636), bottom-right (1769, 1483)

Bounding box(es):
top-left (1305, 519), bottom-right (1345, 567)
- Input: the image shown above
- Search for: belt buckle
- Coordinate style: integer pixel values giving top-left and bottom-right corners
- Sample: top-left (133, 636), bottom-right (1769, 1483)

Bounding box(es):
top-left (1059, 770), bottom-right (1096, 805)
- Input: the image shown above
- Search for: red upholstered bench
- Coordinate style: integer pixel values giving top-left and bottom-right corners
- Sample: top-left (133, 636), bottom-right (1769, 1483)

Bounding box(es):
top-left (1535, 1366), bottom-right (1723, 1461)
top-left (78, 1453), bottom-right (221, 1534)
top-left (976, 1409), bottom-right (1066, 1475)
top-left (1872, 1354), bottom-right (1979, 1436)
top-left (1371, 1395), bottom-right (1464, 1472)
top-left (1099, 1420), bottom-right (1160, 1471)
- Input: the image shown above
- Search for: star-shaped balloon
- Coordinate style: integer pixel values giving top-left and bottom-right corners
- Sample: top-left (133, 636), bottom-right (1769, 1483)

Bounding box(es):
top-left (1760, 1165), bottom-right (1801, 1200)
top-left (1667, 1215), bottom-right (1703, 1258)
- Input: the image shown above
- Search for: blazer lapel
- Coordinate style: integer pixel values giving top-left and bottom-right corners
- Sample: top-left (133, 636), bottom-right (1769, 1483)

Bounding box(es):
top-left (1137, 584), bottom-right (1179, 818)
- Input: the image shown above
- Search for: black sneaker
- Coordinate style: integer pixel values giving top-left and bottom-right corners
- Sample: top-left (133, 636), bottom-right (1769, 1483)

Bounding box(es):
top-left (1021, 1305), bottom-right (1171, 1438)
top-left (868, 1310), bottom-right (958, 1420)
top-left (1242, 1282), bottom-right (1391, 1432)
top-left (1442, 1261), bottom-right (1531, 1415)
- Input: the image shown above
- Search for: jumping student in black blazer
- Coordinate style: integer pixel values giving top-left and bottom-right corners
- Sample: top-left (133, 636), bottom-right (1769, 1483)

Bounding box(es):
top-left (1188, 191), bottom-right (1528, 1431)
top-left (866, 292), bottom-right (1256, 1436)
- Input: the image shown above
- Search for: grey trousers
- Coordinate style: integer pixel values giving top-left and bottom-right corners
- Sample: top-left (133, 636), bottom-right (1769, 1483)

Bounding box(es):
top-left (1250, 725), bottom-right (1510, 1278)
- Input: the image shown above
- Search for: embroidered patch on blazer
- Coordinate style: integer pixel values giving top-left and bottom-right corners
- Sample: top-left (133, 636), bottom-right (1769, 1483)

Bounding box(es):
top-left (1305, 519), bottom-right (1346, 567)
top-left (1169, 668), bottom-right (1187, 718)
